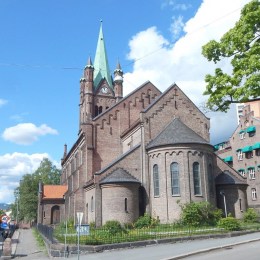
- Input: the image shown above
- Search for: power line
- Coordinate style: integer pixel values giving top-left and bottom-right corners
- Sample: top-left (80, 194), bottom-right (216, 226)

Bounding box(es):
top-left (0, 5), bottom-right (243, 71)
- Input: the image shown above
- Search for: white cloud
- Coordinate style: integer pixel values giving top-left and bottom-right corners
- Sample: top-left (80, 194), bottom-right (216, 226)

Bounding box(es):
top-left (170, 16), bottom-right (185, 40)
top-left (0, 152), bottom-right (60, 203)
top-left (2, 123), bottom-right (58, 145)
top-left (0, 98), bottom-right (8, 107)
top-left (161, 0), bottom-right (191, 11)
top-left (124, 0), bottom-right (250, 144)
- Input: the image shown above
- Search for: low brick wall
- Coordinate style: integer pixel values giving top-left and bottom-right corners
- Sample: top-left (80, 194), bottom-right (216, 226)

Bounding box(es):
top-left (42, 230), bottom-right (259, 258)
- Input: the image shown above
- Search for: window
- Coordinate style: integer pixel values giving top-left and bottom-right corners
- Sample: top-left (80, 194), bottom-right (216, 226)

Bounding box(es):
top-left (238, 169), bottom-right (245, 177)
top-left (208, 164), bottom-right (214, 194)
top-left (153, 165), bottom-right (160, 197)
top-left (170, 162), bottom-right (180, 195)
top-left (245, 151), bottom-right (253, 159)
top-left (239, 132), bottom-right (245, 139)
top-left (193, 162), bottom-right (201, 195)
top-left (248, 168), bottom-right (255, 180)
top-left (237, 150), bottom-right (243, 161)
top-left (255, 149), bottom-right (260, 156)
top-left (91, 196), bottom-right (94, 212)
top-left (124, 198), bottom-right (128, 212)
top-left (80, 149), bottom-right (83, 165)
top-left (252, 188), bottom-right (257, 200)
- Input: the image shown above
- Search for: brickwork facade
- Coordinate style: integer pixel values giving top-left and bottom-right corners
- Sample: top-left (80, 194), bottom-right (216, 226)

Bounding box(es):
top-left (38, 25), bottom-right (250, 226)
top-left (216, 100), bottom-right (260, 213)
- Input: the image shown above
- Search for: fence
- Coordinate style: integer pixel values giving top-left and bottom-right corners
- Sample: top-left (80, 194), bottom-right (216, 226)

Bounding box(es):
top-left (54, 225), bottom-right (227, 245)
top-left (38, 222), bottom-right (260, 246)
top-left (37, 223), bottom-right (54, 243)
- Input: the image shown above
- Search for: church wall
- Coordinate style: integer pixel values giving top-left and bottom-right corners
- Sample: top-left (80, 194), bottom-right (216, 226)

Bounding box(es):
top-left (92, 83), bottom-right (160, 174)
top-left (148, 144), bottom-right (214, 223)
top-left (216, 184), bottom-right (247, 219)
top-left (84, 186), bottom-right (96, 224)
top-left (122, 126), bottom-right (141, 153)
top-left (95, 145), bottom-right (142, 184)
top-left (101, 183), bottom-right (140, 225)
top-left (143, 86), bottom-right (210, 146)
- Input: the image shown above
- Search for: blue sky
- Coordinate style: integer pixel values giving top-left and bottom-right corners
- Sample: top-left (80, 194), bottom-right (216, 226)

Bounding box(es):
top-left (0, 0), bottom-right (250, 203)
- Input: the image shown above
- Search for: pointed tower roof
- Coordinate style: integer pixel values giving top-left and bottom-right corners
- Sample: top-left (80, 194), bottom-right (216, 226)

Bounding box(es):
top-left (85, 56), bottom-right (94, 68)
top-left (93, 21), bottom-right (113, 89)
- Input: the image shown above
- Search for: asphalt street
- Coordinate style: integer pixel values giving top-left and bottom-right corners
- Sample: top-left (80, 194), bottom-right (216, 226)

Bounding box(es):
top-left (186, 239), bottom-right (260, 260)
top-left (68, 232), bottom-right (260, 260)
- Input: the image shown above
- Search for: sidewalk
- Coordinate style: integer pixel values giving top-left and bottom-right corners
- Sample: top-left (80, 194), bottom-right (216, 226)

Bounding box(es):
top-left (11, 228), bottom-right (49, 259)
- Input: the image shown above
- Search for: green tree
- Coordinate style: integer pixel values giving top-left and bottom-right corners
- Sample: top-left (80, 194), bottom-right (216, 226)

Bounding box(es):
top-left (202, 0), bottom-right (260, 112)
top-left (14, 158), bottom-right (61, 222)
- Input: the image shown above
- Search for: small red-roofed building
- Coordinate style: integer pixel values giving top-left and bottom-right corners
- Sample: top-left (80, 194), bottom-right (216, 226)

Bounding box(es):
top-left (37, 183), bottom-right (67, 225)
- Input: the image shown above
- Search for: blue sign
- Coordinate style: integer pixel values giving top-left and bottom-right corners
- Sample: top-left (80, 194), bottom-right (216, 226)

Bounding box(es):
top-left (75, 224), bottom-right (90, 235)
top-left (0, 222), bottom-right (8, 229)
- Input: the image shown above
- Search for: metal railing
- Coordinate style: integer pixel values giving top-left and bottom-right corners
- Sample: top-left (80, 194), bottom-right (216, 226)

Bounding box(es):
top-left (37, 222), bottom-right (260, 246)
top-left (37, 223), bottom-right (54, 243)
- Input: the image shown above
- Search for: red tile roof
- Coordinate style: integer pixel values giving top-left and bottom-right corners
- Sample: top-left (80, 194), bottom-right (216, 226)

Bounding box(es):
top-left (42, 185), bottom-right (67, 200)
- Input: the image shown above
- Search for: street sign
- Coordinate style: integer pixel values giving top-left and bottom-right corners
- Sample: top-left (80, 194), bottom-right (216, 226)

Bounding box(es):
top-left (76, 212), bottom-right (83, 225)
top-left (75, 224), bottom-right (90, 235)
top-left (0, 222), bottom-right (8, 229)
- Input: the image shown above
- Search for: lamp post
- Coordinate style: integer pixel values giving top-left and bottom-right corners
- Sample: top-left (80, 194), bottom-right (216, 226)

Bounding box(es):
top-left (220, 191), bottom-right (227, 217)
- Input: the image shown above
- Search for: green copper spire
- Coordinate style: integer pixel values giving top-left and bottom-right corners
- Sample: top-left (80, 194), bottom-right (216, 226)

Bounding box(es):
top-left (93, 21), bottom-right (113, 89)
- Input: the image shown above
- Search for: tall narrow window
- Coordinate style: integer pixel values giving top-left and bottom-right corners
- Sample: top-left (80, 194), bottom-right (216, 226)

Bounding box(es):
top-left (124, 198), bottom-right (128, 212)
top-left (193, 162), bottom-right (201, 195)
top-left (248, 168), bottom-right (256, 179)
top-left (91, 196), bottom-right (94, 212)
top-left (208, 163), bottom-right (214, 194)
top-left (252, 188), bottom-right (257, 200)
top-left (95, 105), bottom-right (98, 116)
top-left (170, 162), bottom-right (180, 195)
top-left (153, 164), bottom-right (159, 197)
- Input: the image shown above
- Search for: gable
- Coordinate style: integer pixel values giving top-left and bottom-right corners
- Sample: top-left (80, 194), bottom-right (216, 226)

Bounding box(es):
top-left (147, 118), bottom-right (209, 149)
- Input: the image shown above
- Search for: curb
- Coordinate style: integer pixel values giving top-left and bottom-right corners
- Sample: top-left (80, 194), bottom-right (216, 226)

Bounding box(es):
top-left (11, 230), bottom-right (19, 256)
top-left (163, 237), bottom-right (260, 259)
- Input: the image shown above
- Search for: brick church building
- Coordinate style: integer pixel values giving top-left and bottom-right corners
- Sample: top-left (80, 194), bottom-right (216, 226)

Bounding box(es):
top-left (37, 23), bottom-right (248, 226)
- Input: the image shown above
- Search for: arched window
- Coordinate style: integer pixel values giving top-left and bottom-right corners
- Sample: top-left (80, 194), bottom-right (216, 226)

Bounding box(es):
top-left (208, 163), bottom-right (214, 194)
top-left (170, 162), bottom-right (180, 195)
top-left (193, 162), bottom-right (201, 195)
top-left (95, 105), bottom-right (99, 116)
top-left (99, 106), bottom-right (103, 114)
top-left (153, 164), bottom-right (159, 197)
top-left (124, 198), bottom-right (128, 212)
top-left (91, 196), bottom-right (94, 212)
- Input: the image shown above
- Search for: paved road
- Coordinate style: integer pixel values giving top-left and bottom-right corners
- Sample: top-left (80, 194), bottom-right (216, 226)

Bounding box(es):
top-left (186, 240), bottom-right (260, 260)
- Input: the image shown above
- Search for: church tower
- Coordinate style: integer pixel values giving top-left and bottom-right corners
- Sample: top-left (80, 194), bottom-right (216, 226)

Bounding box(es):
top-left (79, 21), bottom-right (123, 129)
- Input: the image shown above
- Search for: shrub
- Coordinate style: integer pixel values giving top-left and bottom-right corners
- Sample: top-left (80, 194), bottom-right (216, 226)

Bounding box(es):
top-left (217, 217), bottom-right (241, 231)
top-left (103, 220), bottom-right (125, 235)
top-left (243, 208), bottom-right (259, 223)
top-left (180, 201), bottom-right (222, 227)
top-left (89, 221), bottom-right (96, 229)
top-left (134, 213), bottom-right (159, 228)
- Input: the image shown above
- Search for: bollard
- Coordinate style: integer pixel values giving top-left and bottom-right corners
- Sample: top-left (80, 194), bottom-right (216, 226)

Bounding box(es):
top-left (1, 237), bottom-right (12, 259)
